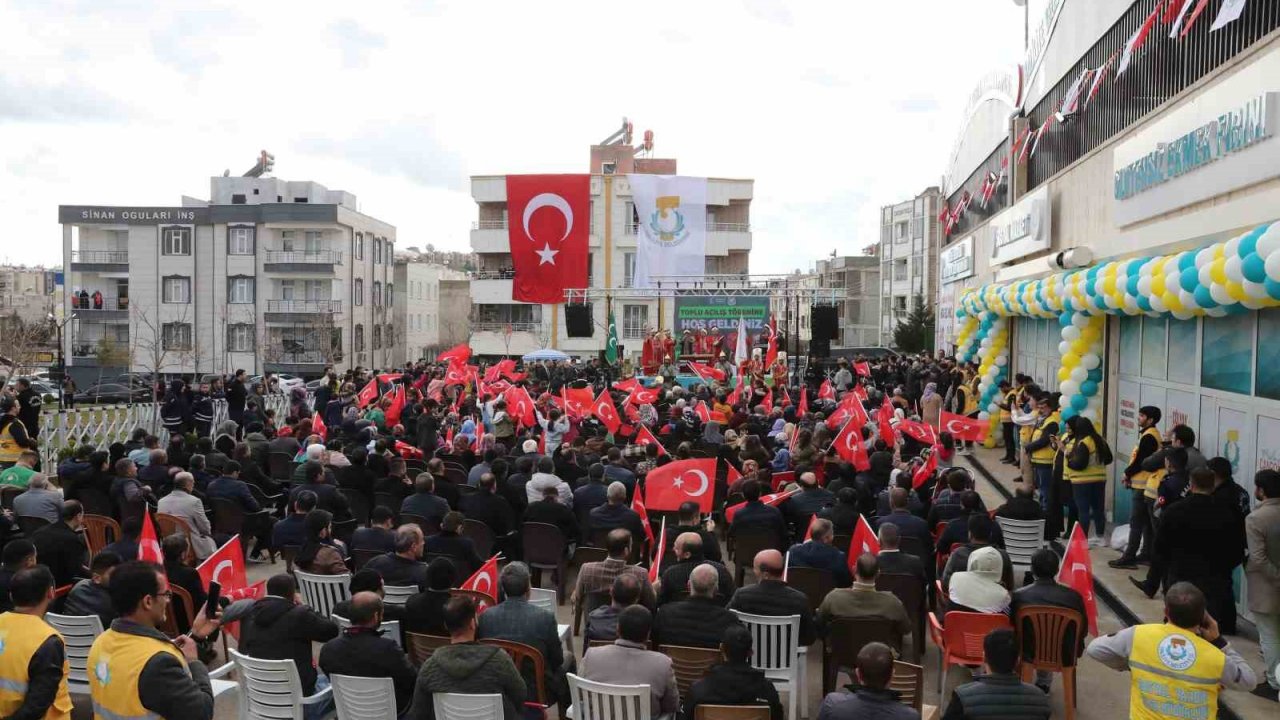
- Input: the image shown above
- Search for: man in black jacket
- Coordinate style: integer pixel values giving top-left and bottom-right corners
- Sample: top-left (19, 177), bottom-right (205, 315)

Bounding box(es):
top-left (654, 564), bottom-right (741, 648)
top-left (937, 491), bottom-right (1003, 556)
top-left (524, 485), bottom-right (581, 545)
top-left (14, 379), bottom-right (42, 439)
top-left (365, 525), bottom-right (429, 590)
top-left (656, 533), bottom-right (736, 606)
top-left (0, 539), bottom-right (37, 612)
top-left (290, 461), bottom-right (351, 521)
top-left (994, 483), bottom-right (1044, 522)
top-left (223, 573), bottom-right (340, 697)
top-left (727, 549), bottom-right (815, 646)
top-left (424, 512), bottom-right (483, 578)
top-left (226, 369), bottom-right (248, 426)
top-left (587, 482), bottom-right (644, 543)
top-left (1011, 548), bottom-right (1087, 693)
top-left (31, 501), bottom-right (89, 587)
top-left (459, 473), bottom-right (516, 555)
top-left (875, 523), bottom-right (928, 586)
top-left (679, 624), bottom-right (783, 720)
top-left (319, 591), bottom-right (417, 716)
top-left (399, 473), bottom-right (449, 526)
top-left (728, 481), bottom-right (788, 549)
top-left (874, 487), bottom-right (935, 563)
top-left (816, 641), bottom-right (918, 720)
top-left (350, 506), bottom-right (397, 554)
top-left (671, 501), bottom-right (721, 563)
top-left (942, 628), bottom-right (1051, 720)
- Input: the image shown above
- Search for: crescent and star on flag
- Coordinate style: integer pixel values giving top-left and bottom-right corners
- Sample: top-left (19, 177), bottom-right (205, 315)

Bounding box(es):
top-left (523, 192), bottom-right (572, 265)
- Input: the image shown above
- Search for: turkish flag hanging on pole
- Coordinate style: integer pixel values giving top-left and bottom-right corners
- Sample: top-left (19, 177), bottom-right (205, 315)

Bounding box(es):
top-left (462, 555), bottom-right (501, 605)
top-left (648, 519), bottom-right (667, 584)
top-left (765, 315), bottom-right (778, 368)
top-left (832, 416), bottom-right (871, 471)
top-left (506, 175), bottom-right (590, 303)
top-left (356, 379), bottom-right (379, 409)
top-left (848, 515), bottom-right (881, 569)
top-left (645, 458), bottom-right (719, 512)
top-left (818, 379), bottom-right (835, 401)
top-left (633, 425), bottom-right (668, 456)
top-left (1058, 524), bottom-right (1100, 637)
top-left (694, 401), bottom-right (711, 423)
top-left (592, 390), bottom-right (622, 435)
top-left (139, 508), bottom-right (162, 565)
top-left (940, 411), bottom-right (988, 442)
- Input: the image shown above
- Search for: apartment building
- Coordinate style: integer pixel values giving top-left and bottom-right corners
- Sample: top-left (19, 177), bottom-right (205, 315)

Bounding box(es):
top-left (392, 259), bottom-right (470, 365)
top-left (879, 187), bottom-right (941, 339)
top-left (0, 266), bottom-right (58, 326)
top-left (815, 255), bottom-right (881, 348)
top-left (59, 175), bottom-right (395, 384)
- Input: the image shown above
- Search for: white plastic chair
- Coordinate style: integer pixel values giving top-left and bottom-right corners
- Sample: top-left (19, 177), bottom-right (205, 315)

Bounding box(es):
top-left (529, 587), bottom-right (571, 648)
top-left (432, 692), bottom-right (504, 720)
top-left (731, 611), bottom-right (803, 720)
top-left (230, 649), bottom-right (334, 720)
top-left (296, 570), bottom-right (352, 619)
top-left (566, 673), bottom-right (650, 720)
top-left (331, 674), bottom-right (397, 720)
top-left (383, 584), bottom-right (417, 607)
top-left (45, 613), bottom-right (102, 694)
top-left (331, 614), bottom-right (403, 649)
top-left (996, 517), bottom-right (1046, 577)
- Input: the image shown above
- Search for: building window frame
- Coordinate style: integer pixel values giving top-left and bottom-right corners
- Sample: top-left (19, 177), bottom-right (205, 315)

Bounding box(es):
top-left (162, 275), bottom-right (191, 304)
top-left (161, 226), bottom-right (192, 256)
top-left (354, 278), bottom-right (364, 306)
top-left (227, 225), bottom-right (255, 255)
top-left (162, 322), bottom-right (193, 351)
top-left (227, 275), bottom-right (255, 304)
top-left (227, 324), bottom-right (255, 352)
top-left (622, 304), bottom-right (648, 340)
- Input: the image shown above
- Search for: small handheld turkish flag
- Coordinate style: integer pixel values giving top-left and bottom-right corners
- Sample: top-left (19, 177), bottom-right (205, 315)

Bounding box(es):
top-left (633, 425), bottom-right (668, 456)
top-left (1058, 525), bottom-right (1099, 636)
top-left (724, 488), bottom-right (800, 523)
top-left (198, 537), bottom-right (249, 597)
top-left (726, 376), bottom-right (743, 407)
top-left (818, 379), bottom-right (836, 401)
top-left (562, 387), bottom-right (594, 420)
top-left (832, 417), bottom-right (871, 472)
top-left (687, 361), bottom-right (725, 382)
top-left (631, 487), bottom-right (655, 544)
top-left (437, 343), bottom-right (472, 366)
top-left (613, 378), bottom-right (640, 392)
top-left (848, 515), bottom-right (881, 571)
top-left (627, 386), bottom-right (659, 406)
top-left (504, 386), bottom-right (536, 428)
top-left (648, 519), bottom-right (667, 584)
top-left (798, 387), bottom-right (809, 417)
top-left (694, 401), bottom-right (711, 423)
top-left (802, 515), bottom-right (818, 542)
top-left (878, 397), bottom-right (897, 445)
top-left (139, 508), bottom-right (162, 565)
top-left (312, 412), bottom-right (327, 441)
top-left (853, 361), bottom-right (871, 377)
top-left (645, 458), bottom-right (719, 513)
top-left (898, 418), bottom-right (938, 446)
top-left (912, 449), bottom-right (938, 489)
top-left (940, 411), bottom-right (989, 442)
top-left (592, 390), bottom-right (622, 435)
top-left (462, 555), bottom-right (501, 605)
top-left (356, 379), bottom-right (379, 409)
top-left (385, 385), bottom-right (407, 427)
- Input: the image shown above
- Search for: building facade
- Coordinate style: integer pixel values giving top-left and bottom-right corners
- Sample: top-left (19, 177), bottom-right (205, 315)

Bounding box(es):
top-left (879, 187), bottom-right (941, 342)
top-left (469, 143), bottom-right (753, 360)
top-left (392, 259), bottom-right (470, 365)
top-left (59, 175), bottom-right (395, 383)
top-left (0, 266), bottom-right (58, 326)
top-left (815, 255), bottom-right (881, 348)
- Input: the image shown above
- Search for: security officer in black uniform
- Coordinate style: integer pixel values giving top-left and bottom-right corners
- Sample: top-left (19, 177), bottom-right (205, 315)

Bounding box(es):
top-left (14, 379), bottom-right (42, 441)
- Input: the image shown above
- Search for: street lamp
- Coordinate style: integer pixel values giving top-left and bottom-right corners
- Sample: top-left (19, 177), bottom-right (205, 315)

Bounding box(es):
top-left (1012, 0), bottom-right (1029, 50)
top-left (47, 312), bottom-right (76, 409)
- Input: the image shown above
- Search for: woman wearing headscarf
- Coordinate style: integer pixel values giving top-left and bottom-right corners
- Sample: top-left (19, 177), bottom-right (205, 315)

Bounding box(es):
top-left (459, 417), bottom-right (478, 443)
top-left (920, 382), bottom-right (943, 428)
top-left (294, 509), bottom-right (347, 575)
top-left (701, 420), bottom-right (725, 446)
top-left (947, 546), bottom-right (1011, 617)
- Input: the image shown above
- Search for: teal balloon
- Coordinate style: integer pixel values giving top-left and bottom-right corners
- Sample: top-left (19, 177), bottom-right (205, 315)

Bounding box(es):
top-left (1194, 285), bottom-right (1217, 308)
top-left (1071, 394), bottom-right (1088, 411)
top-left (1081, 380), bottom-right (1099, 396)
top-left (1264, 278), bottom-right (1280, 300)
top-left (1243, 253), bottom-right (1266, 283)
top-left (1137, 296), bottom-right (1152, 312)
top-left (1087, 369), bottom-right (1103, 382)
top-left (1178, 251), bottom-right (1197, 271)
top-left (1238, 227), bottom-right (1262, 257)
top-left (1059, 311), bottom-right (1074, 327)
top-left (1127, 276), bottom-right (1140, 295)
top-left (1180, 268), bottom-right (1199, 293)
top-left (1225, 302), bottom-right (1248, 316)
top-left (1060, 407), bottom-right (1078, 421)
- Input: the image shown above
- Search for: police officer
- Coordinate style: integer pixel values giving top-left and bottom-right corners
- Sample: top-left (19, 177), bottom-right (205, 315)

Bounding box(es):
top-left (0, 397), bottom-right (38, 470)
top-left (0, 566), bottom-right (73, 720)
top-left (87, 561), bottom-right (220, 720)
top-left (191, 386), bottom-right (214, 438)
top-left (13, 379), bottom-right (41, 441)
top-left (1087, 582), bottom-right (1255, 719)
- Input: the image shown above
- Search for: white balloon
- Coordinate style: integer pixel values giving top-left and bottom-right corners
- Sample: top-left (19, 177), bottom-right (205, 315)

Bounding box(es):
top-left (1057, 341), bottom-right (1072, 355)
top-left (1225, 236), bottom-right (1241, 260)
top-left (1198, 263), bottom-right (1215, 288)
top-left (1069, 366), bottom-right (1086, 382)
top-left (995, 355), bottom-right (1008, 366)
top-left (1244, 279), bottom-right (1269, 300)
top-left (980, 337), bottom-right (992, 347)
top-left (1257, 226), bottom-right (1280, 258)
top-left (1060, 380), bottom-right (1080, 397)
top-left (1195, 248), bottom-right (1213, 269)
top-left (1210, 282), bottom-right (1232, 306)
top-left (1072, 313), bottom-right (1091, 328)
top-left (1266, 251), bottom-right (1280, 282)
top-left (1137, 276), bottom-right (1153, 296)
top-left (1172, 308), bottom-right (1194, 321)
top-left (1150, 294), bottom-right (1167, 313)
top-left (1081, 354), bottom-right (1101, 370)
top-left (988, 403), bottom-right (1000, 413)
top-left (1224, 255), bottom-right (1243, 283)
top-left (1180, 289), bottom-right (1199, 309)
top-left (1123, 296), bottom-right (1140, 315)
top-left (1062, 325), bottom-right (1081, 341)
top-left (978, 411), bottom-right (991, 421)
top-left (1205, 306), bottom-right (1228, 317)
top-left (1166, 270), bottom-right (1183, 294)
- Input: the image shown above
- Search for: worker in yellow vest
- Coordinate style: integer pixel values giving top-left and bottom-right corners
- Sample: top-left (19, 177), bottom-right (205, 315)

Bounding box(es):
top-left (1110, 405), bottom-right (1164, 570)
top-left (0, 566), bottom-right (72, 720)
top-left (996, 379), bottom-right (1018, 464)
top-left (1087, 582), bottom-right (1256, 719)
top-left (1022, 394), bottom-right (1060, 513)
top-left (0, 397), bottom-right (38, 469)
top-left (87, 561), bottom-right (220, 720)
top-left (1061, 415), bottom-right (1113, 548)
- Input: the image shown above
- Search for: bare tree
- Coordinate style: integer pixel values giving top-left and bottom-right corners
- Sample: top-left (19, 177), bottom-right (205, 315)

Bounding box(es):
top-left (93, 336), bottom-right (130, 389)
top-left (0, 314), bottom-right (54, 380)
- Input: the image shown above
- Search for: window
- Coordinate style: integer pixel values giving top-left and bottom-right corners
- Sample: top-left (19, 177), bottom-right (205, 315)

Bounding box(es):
top-left (305, 231), bottom-right (322, 253)
top-left (280, 279), bottom-right (295, 301)
top-left (330, 329), bottom-right (343, 358)
top-left (372, 324), bottom-right (382, 350)
top-left (385, 242), bottom-right (393, 264)
top-left (624, 253), bottom-right (636, 288)
top-left (374, 239), bottom-right (382, 264)
top-left (231, 194), bottom-right (246, 205)
top-left (355, 234), bottom-right (364, 260)
top-left (293, 197), bottom-right (308, 203)
top-left (623, 304), bottom-right (648, 339)
top-left (162, 323), bottom-right (192, 351)
top-left (162, 276), bottom-right (191, 304)
top-left (304, 280), bottom-right (327, 301)
top-left (281, 230), bottom-right (295, 252)
top-left (386, 283), bottom-right (394, 307)
top-left (373, 281), bottom-right (382, 306)
top-left (386, 323), bottom-right (395, 346)
top-left (161, 227), bottom-right (191, 255)
top-left (354, 279), bottom-right (364, 306)
top-left (625, 201), bottom-right (636, 233)
top-left (228, 276), bottom-right (255, 304)
top-left (354, 324), bottom-right (365, 352)
top-left (227, 324), bottom-right (255, 352)
top-left (587, 253), bottom-right (595, 287)
top-left (227, 228), bottom-right (254, 256)
top-left (893, 261), bottom-right (907, 282)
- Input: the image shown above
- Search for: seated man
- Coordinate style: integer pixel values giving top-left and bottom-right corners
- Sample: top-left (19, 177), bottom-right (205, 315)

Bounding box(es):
top-left (941, 515), bottom-right (1014, 592)
top-left (1010, 548), bottom-right (1087, 694)
top-left (523, 484), bottom-right (580, 546)
top-left (943, 628), bottom-right (1050, 719)
top-left (319, 591), bottom-right (417, 717)
top-left (587, 482), bottom-right (645, 542)
top-left (0, 566), bottom-right (75, 720)
top-left (727, 549), bottom-right (816, 646)
top-left (874, 523), bottom-right (927, 586)
top-left (272, 491), bottom-right (317, 550)
top-left (32, 501), bottom-right (89, 587)
top-left (654, 564), bottom-right (742, 649)
top-left (586, 573), bottom-right (643, 642)
top-left (206, 461), bottom-right (274, 557)
top-left (817, 554), bottom-right (911, 653)
top-left (403, 559), bottom-right (456, 637)
top-left (786, 518), bottom-right (852, 588)
top-left (350, 505), bottom-right (397, 555)
top-left (571, 528), bottom-right (655, 610)
top-left (581, 605), bottom-right (679, 718)
top-left (400, 473), bottom-right (449, 527)
top-left (874, 487), bottom-right (934, 563)
top-left (0, 539), bottom-right (38, 612)
top-left (364, 525), bottom-right (429, 591)
top-left (670, 501), bottom-right (721, 563)
top-left (476, 562), bottom-right (568, 708)
top-left (938, 492), bottom-right (1003, 556)
top-left (161, 535), bottom-right (207, 635)
top-left (656, 533), bottom-right (736, 606)
top-left (729, 481), bottom-right (788, 548)
top-left (424, 511), bottom-right (483, 578)
top-left (994, 483), bottom-right (1044, 521)
top-left (63, 550), bottom-right (122, 628)
top-left (409, 595), bottom-right (525, 720)
top-left (818, 641), bottom-right (918, 720)
top-left (331, 569), bottom-right (406, 624)
top-left (157, 471), bottom-right (218, 560)
top-left (222, 574), bottom-right (340, 701)
top-left (13, 474), bottom-right (63, 524)
top-left (680, 624), bottom-right (784, 720)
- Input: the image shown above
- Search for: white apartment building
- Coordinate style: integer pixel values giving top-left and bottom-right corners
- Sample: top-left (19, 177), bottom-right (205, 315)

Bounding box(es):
top-left (0, 266), bottom-right (58, 326)
top-left (815, 255), bottom-right (881, 348)
top-left (393, 259), bottom-right (470, 365)
top-left (469, 143), bottom-right (753, 360)
top-left (59, 175), bottom-right (395, 384)
top-left (879, 187), bottom-right (941, 339)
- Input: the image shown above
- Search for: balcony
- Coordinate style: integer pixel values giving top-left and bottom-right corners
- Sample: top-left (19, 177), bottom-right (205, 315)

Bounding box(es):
top-left (471, 221), bottom-right (510, 254)
top-left (472, 321), bottom-right (542, 333)
top-left (263, 250), bottom-right (342, 272)
top-left (705, 222), bottom-right (752, 255)
top-left (264, 350), bottom-right (331, 374)
top-left (470, 277), bottom-right (516, 304)
top-left (264, 299), bottom-right (343, 323)
top-left (70, 296), bottom-right (129, 321)
top-left (70, 250), bottom-right (128, 272)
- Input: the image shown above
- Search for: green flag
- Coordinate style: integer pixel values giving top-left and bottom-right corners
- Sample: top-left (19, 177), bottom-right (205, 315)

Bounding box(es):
top-left (606, 310), bottom-right (619, 365)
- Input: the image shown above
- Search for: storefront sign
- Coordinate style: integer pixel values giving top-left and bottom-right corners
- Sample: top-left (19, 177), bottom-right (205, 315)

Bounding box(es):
top-left (58, 206), bottom-right (210, 225)
top-left (989, 186), bottom-right (1050, 266)
top-left (1113, 91), bottom-right (1279, 226)
top-left (940, 236), bottom-right (975, 284)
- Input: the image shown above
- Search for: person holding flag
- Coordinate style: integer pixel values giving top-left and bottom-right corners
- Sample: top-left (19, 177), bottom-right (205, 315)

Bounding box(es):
top-left (727, 481), bottom-right (789, 549)
top-left (783, 518), bottom-right (851, 588)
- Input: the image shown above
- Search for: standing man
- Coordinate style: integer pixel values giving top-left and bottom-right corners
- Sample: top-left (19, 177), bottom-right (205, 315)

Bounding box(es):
top-left (226, 370), bottom-right (248, 429)
top-left (997, 379), bottom-right (1018, 465)
top-left (0, 566), bottom-right (73, 720)
top-left (1110, 406), bottom-right (1163, 570)
top-left (88, 561), bottom-right (221, 720)
top-left (0, 397), bottom-right (38, 470)
top-left (1022, 394), bottom-right (1060, 514)
top-left (1246, 469), bottom-right (1280, 701)
top-left (13, 379), bottom-right (42, 442)
top-left (1086, 582), bottom-right (1256, 717)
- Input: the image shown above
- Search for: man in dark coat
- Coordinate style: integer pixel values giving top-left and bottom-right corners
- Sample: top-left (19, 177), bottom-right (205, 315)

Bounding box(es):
top-left (318, 592), bottom-right (417, 716)
top-left (727, 549), bottom-right (815, 646)
top-left (679, 625), bottom-right (783, 720)
top-left (222, 574), bottom-right (340, 696)
top-left (1011, 548), bottom-right (1087, 693)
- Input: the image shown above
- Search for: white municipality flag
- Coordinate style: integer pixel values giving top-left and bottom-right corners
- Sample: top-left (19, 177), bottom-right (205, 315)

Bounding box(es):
top-left (734, 315), bottom-right (748, 365)
top-left (629, 174), bottom-right (707, 288)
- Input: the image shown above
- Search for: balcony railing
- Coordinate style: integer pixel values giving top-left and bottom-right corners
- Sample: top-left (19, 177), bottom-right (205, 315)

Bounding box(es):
top-left (71, 250), bottom-right (128, 264)
top-left (69, 296), bottom-right (129, 312)
top-left (265, 350), bottom-right (328, 364)
top-left (264, 251), bottom-right (343, 264)
top-left (266, 299), bottom-right (342, 313)
top-left (472, 321), bottom-right (541, 333)
top-left (708, 222), bottom-right (750, 233)
top-left (470, 269), bottom-right (515, 280)
top-left (472, 220), bottom-right (508, 230)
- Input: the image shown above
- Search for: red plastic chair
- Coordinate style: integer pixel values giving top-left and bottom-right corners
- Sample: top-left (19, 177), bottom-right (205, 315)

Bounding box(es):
top-left (927, 611), bottom-right (1012, 700)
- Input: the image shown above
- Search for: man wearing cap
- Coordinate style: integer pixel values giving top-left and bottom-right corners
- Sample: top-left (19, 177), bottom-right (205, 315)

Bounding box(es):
top-left (1110, 405), bottom-right (1163, 570)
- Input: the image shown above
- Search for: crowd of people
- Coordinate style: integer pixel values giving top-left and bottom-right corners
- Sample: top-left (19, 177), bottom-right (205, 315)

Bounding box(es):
top-left (0, 342), bottom-right (1274, 719)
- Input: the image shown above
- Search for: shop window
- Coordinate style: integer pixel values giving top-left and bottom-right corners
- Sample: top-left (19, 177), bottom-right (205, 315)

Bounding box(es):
top-left (1201, 312), bottom-right (1254, 395)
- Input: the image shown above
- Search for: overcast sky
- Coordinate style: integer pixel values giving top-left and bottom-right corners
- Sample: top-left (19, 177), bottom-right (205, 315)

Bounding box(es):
top-left (1, 0), bottom-right (1030, 273)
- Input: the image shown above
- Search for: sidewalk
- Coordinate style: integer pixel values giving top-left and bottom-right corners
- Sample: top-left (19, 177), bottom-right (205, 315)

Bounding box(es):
top-left (962, 443), bottom-right (1274, 719)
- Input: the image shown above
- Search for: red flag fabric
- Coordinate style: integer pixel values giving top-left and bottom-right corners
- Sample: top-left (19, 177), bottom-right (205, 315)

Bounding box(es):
top-left (898, 418), bottom-right (937, 446)
top-left (686, 360), bottom-right (726, 383)
top-left (648, 520), bottom-right (667, 584)
top-left (633, 425), bottom-right (668, 456)
top-left (630, 487), bottom-right (655, 544)
top-left (198, 536), bottom-right (248, 597)
top-left (1085, 53), bottom-right (1115, 109)
top-left (139, 509), bottom-right (162, 565)
top-left (506, 174), bottom-right (590, 303)
top-left (1176, 0), bottom-right (1211, 37)
top-left (853, 362), bottom-right (871, 377)
top-left (940, 411), bottom-right (988, 442)
top-left (694, 401), bottom-right (711, 423)
top-left (724, 488), bottom-right (800, 523)
top-left (613, 378), bottom-right (641, 392)
top-left (1163, 0), bottom-right (1191, 23)
top-left (438, 343), bottom-right (472, 366)
top-left (726, 376), bottom-right (743, 407)
top-left (851, 384), bottom-right (869, 405)
top-left (760, 388), bottom-right (774, 414)
top-left (848, 515), bottom-right (881, 567)
top-left (626, 386), bottom-right (659, 406)
top-left (385, 385), bottom-right (406, 428)
top-left (798, 387), bottom-right (809, 417)
top-left (764, 316), bottom-right (778, 368)
top-left (444, 363), bottom-right (471, 387)
top-left (592, 390), bottom-right (622, 435)
top-left (825, 394), bottom-right (869, 432)
top-left (462, 555), bottom-right (500, 604)
top-left (312, 412), bottom-right (327, 441)
top-left (802, 515), bottom-right (818, 542)
top-left (1118, 3), bottom-right (1161, 76)
top-left (483, 359), bottom-right (513, 382)
top-left (878, 397), bottom-right (897, 444)
top-left (1058, 524), bottom-right (1100, 637)
top-left (832, 417), bottom-right (871, 471)
top-left (560, 387), bottom-right (594, 420)
top-left (912, 449), bottom-right (938, 489)
top-left (504, 386), bottom-right (536, 428)
top-left (394, 440), bottom-right (424, 460)
top-left (356, 379), bottom-right (379, 409)
top-left (645, 459), bottom-right (719, 512)
top-left (445, 425), bottom-right (455, 448)
top-left (818, 379), bottom-right (835, 401)
top-left (377, 373), bottom-right (403, 384)
top-left (781, 388), bottom-right (792, 408)
top-left (770, 471), bottom-right (796, 492)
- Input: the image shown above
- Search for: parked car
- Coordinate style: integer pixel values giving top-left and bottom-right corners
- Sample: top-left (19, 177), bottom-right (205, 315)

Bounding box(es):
top-left (78, 382), bottom-right (153, 405)
top-left (4, 378), bottom-right (61, 404)
top-left (248, 373), bottom-right (306, 394)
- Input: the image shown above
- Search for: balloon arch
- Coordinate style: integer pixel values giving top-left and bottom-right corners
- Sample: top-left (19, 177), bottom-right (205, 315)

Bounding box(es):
top-left (951, 220), bottom-right (1280, 431)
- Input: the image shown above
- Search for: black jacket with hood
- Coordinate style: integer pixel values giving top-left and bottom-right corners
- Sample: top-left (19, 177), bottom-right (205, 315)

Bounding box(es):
top-left (223, 595), bottom-right (339, 693)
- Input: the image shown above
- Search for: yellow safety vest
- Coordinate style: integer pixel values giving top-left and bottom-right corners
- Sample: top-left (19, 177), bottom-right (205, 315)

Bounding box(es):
top-left (999, 390), bottom-right (1015, 422)
top-left (1128, 426), bottom-right (1164, 492)
top-left (1128, 623), bottom-right (1225, 720)
top-left (87, 628), bottom-right (188, 720)
top-left (1062, 435), bottom-right (1107, 484)
top-left (1028, 412), bottom-right (1060, 465)
top-left (0, 422), bottom-right (23, 464)
top-left (0, 612), bottom-right (72, 720)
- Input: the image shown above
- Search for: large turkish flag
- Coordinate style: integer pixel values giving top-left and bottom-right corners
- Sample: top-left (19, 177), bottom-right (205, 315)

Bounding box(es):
top-left (506, 175), bottom-right (590, 303)
top-left (645, 458), bottom-right (718, 513)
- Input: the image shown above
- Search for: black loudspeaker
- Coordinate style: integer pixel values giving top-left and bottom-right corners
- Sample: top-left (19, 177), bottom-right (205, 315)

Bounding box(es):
top-left (811, 305), bottom-right (838, 341)
top-left (565, 304), bottom-right (593, 337)
top-left (810, 337), bottom-right (831, 358)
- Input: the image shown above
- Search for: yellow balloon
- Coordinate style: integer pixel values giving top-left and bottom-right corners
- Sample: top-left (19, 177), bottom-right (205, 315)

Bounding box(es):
top-left (1164, 292), bottom-right (1183, 312)
top-left (1227, 281), bottom-right (1247, 303)
top-left (1058, 367), bottom-right (1072, 382)
top-left (1213, 244), bottom-right (1225, 260)
top-left (1152, 274), bottom-right (1166, 296)
top-left (1210, 258), bottom-right (1227, 285)
top-left (1063, 352), bottom-right (1081, 367)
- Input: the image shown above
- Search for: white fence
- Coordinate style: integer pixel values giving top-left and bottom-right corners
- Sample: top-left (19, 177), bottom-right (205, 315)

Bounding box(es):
top-left (38, 394), bottom-right (294, 469)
